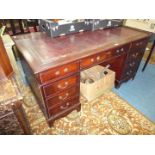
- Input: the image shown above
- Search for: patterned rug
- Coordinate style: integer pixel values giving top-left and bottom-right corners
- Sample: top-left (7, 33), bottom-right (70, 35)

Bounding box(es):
top-left (2, 35), bottom-right (155, 135)
top-left (22, 86), bottom-right (155, 135)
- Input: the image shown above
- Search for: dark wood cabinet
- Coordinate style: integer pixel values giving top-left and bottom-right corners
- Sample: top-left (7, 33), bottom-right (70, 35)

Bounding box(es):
top-left (0, 37), bottom-right (13, 80)
top-left (13, 27), bottom-right (150, 126)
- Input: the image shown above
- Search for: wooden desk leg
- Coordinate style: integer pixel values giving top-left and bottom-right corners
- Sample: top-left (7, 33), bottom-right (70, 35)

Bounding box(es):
top-left (12, 101), bottom-right (31, 135)
top-left (142, 40), bottom-right (155, 72)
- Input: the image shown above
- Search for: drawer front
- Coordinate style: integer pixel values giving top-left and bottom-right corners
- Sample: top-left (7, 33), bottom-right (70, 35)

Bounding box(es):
top-left (80, 44), bottom-right (130, 69)
top-left (113, 43), bottom-right (130, 57)
top-left (127, 50), bottom-right (144, 62)
top-left (126, 60), bottom-right (137, 69)
top-left (122, 68), bottom-right (135, 79)
top-left (131, 38), bottom-right (148, 50)
top-left (48, 96), bottom-right (79, 117)
top-left (126, 50), bottom-right (144, 69)
top-left (80, 51), bottom-right (113, 69)
top-left (123, 49), bottom-right (144, 79)
top-left (39, 61), bottom-right (79, 84)
top-left (42, 74), bottom-right (79, 98)
top-left (46, 86), bottom-right (79, 109)
top-left (123, 59), bottom-right (139, 79)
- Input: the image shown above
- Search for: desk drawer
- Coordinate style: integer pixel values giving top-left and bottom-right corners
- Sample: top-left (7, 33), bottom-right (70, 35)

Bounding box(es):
top-left (80, 44), bottom-right (130, 69)
top-left (127, 50), bottom-right (144, 62)
top-left (123, 51), bottom-right (144, 79)
top-left (80, 50), bottom-right (113, 69)
top-left (39, 61), bottom-right (79, 84)
top-left (124, 60), bottom-right (139, 73)
top-left (126, 60), bottom-right (137, 69)
top-left (122, 67), bottom-right (135, 79)
top-left (113, 43), bottom-right (130, 56)
top-left (42, 74), bottom-right (79, 98)
top-left (48, 96), bottom-right (79, 117)
top-left (131, 38), bottom-right (148, 50)
top-left (45, 86), bottom-right (79, 109)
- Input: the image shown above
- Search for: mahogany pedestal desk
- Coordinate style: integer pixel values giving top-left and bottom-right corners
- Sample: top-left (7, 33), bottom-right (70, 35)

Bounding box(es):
top-left (12, 27), bottom-right (150, 126)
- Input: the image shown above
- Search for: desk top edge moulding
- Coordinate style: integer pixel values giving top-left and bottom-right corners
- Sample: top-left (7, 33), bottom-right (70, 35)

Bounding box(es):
top-left (12, 26), bottom-right (151, 126)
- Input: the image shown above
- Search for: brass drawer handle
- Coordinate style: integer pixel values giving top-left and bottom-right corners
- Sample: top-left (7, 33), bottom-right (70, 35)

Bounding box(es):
top-left (116, 48), bottom-right (124, 53)
top-left (60, 102), bottom-right (70, 110)
top-left (96, 56), bottom-right (101, 61)
top-left (64, 68), bottom-right (69, 73)
top-left (55, 70), bottom-right (60, 75)
top-left (126, 70), bottom-right (132, 75)
top-left (90, 58), bottom-right (94, 62)
top-left (129, 62), bottom-right (136, 67)
top-left (58, 81), bottom-right (69, 89)
top-left (116, 49), bottom-right (120, 53)
top-left (132, 53), bottom-right (138, 58)
top-left (59, 93), bottom-right (69, 100)
top-left (121, 48), bottom-right (124, 52)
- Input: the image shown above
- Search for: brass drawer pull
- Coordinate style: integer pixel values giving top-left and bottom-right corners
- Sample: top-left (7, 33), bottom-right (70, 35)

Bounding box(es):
top-left (126, 70), bottom-right (132, 75)
top-left (60, 102), bottom-right (70, 110)
top-left (64, 68), bottom-right (69, 73)
top-left (96, 56), bottom-right (100, 61)
top-left (121, 48), bottom-right (124, 52)
top-left (132, 53), bottom-right (138, 58)
top-left (129, 62), bottom-right (136, 67)
top-left (58, 81), bottom-right (69, 89)
top-left (59, 93), bottom-right (69, 100)
top-left (55, 70), bottom-right (60, 75)
top-left (91, 58), bottom-right (94, 62)
top-left (116, 49), bottom-right (120, 53)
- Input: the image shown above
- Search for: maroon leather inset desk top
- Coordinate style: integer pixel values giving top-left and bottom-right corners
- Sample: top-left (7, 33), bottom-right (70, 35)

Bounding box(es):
top-left (13, 27), bottom-right (150, 73)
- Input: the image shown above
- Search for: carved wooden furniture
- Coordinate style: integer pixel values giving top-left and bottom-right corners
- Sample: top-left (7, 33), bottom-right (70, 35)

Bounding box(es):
top-left (0, 77), bottom-right (31, 134)
top-left (12, 27), bottom-right (150, 126)
top-left (0, 37), bottom-right (13, 81)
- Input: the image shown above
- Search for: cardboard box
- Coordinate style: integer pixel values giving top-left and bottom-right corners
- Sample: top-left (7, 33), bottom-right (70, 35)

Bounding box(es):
top-left (80, 65), bottom-right (115, 101)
